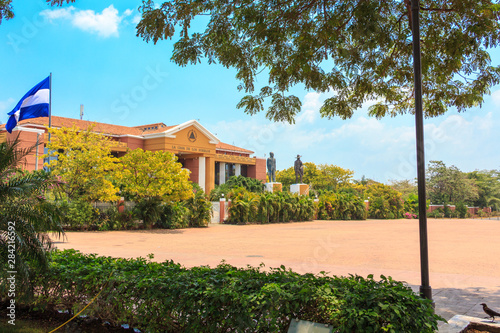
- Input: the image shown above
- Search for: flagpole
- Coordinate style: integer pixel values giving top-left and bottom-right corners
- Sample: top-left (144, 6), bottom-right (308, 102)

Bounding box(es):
top-left (48, 72), bottom-right (52, 143)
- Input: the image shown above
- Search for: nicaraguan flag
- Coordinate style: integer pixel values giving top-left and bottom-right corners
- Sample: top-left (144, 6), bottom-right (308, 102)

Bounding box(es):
top-left (5, 76), bottom-right (50, 133)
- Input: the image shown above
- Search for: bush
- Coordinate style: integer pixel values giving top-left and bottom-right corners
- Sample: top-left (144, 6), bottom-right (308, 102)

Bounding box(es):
top-left (133, 197), bottom-right (163, 228)
top-left (159, 201), bottom-right (190, 229)
top-left (184, 190), bottom-right (212, 227)
top-left (18, 250), bottom-right (442, 333)
top-left (227, 189), bottom-right (315, 224)
top-left (316, 192), bottom-right (366, 220)
top-left (366, 184), bottom-right (404, 219)
top-left (443, 204), bottom-right (452, 218)
top-left (97, 206), bottom-right (136, 231)
top-left (59, 199), bottom-right (98, 229)
top-left (209, 176), bottom-right (265, 201)
top-left (428, 208), bottom-right (444, 218)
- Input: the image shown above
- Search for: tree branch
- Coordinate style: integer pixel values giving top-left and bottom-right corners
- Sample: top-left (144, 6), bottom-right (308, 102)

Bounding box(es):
top-left (420, 6), bottom-right (455, 12)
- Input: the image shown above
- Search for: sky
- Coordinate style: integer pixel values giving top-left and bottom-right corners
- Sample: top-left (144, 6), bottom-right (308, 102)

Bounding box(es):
top-left (1, 0), bottom-right (499, 183)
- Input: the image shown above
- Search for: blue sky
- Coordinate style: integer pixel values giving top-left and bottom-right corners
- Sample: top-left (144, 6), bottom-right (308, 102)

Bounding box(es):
top-left (1, 0), bottom-right (499, 182)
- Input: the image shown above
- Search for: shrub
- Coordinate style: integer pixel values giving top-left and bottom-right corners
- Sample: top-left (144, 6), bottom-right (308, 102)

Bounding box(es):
top-left (209, 176), bottom-right (265, 201)
top-left (428, 208), bottom-right (444, 218)
top-left (227, 189), bottom-right (315, 224)
top-left (97, 206), bottom-right (136, 231)
top-left (184, 190), bottom-right (212, 227)
top-left (443, 204), bottom-right (452, 218)
top-left (159, 201), bottom-right (190, 229)
top-left (59, 199), bottom-right (98, 229)
top-left (18, 250), bottom-right (442, 333)
top-left (404, 212), bottom-right (417, 219)
top-left (133, 197), bottom-right (163, 228)
top-left (366, 184), bottom-right (404, 219)
top-left (225, 175), bottom-right (265, 193)
top-left (316, 192), bottom-right (366, 220)
top-left (456, 202), bottom-right (467, 218)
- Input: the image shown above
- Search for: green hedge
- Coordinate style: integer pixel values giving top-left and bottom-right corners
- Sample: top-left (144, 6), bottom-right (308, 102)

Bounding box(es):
top-left (227, 189), bottom-right (314, 224)
top-left (316, 192), bottom-right (366, 220)
top-left (14, 250), bottom-right (442, 332)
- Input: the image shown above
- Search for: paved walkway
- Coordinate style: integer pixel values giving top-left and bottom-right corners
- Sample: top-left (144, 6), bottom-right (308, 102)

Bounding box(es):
top-left (52, 219), bottom-right (500, 330)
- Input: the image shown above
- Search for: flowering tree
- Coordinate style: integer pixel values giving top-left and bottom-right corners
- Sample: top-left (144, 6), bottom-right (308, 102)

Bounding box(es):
top-left (45, 125), bottom-right (120, 202)
top-left (117, 148), bottom-right (193, 202)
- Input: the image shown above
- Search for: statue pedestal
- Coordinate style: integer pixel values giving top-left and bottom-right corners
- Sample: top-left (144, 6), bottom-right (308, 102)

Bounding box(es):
top-left (290, 184), bottom-right (309, 195)
top-left (265, 182), bottom-right (282, 193)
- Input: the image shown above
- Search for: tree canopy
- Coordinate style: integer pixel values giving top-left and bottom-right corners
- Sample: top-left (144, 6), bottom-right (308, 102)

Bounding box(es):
top-left (276, 162), bottom-right (354, 191)
top-left (117, 148), bottom-right (193, 202)
top-left (45, 125), bottom-right (121, 202)
top-left (467, 169), bottom-right (500, 210)
top-left (3, 1), bottom-right (498, 121)
top-left (426, 160), bottom-right (478, 205)
top-left (135, 0), bottom-right (500, 122)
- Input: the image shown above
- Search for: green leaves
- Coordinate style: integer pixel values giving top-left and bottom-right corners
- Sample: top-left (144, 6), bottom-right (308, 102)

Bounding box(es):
top-left (46, 125), bottom-right (121, 202)
top-left (18, 249), bottom-right (443, 332)
top-left (137, 0), bottom-right (500, 122)
top-left (117, 148), bottom-right (193, 202)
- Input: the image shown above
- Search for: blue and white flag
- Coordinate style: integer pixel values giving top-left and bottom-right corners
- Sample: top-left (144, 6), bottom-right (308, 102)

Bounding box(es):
top-left (5, 76), bottom-right (50, 133)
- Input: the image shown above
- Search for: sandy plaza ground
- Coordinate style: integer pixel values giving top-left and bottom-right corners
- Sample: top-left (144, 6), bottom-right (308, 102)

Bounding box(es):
top-left (51, 218), bottom-right (500, 324)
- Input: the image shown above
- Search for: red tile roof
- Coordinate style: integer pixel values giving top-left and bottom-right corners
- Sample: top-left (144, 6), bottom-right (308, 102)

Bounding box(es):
top-left (216, 142), bottom-right (254, 154)
top-left (2, 116), bottom-right (254, 154)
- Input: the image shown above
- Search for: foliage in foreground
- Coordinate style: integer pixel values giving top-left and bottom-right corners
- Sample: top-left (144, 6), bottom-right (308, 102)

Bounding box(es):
top-left (8, 249), bottom-right (442, 333)
top-left (0, 136), bottom-right (63, 288)
top-left (136, 0), bottom-right (500, 123)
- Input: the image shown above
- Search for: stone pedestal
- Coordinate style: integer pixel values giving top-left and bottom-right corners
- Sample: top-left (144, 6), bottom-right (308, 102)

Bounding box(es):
top-left (265, 182), bottom-right (282, 193)
top-left (290, 184), bottom-right (309, 195)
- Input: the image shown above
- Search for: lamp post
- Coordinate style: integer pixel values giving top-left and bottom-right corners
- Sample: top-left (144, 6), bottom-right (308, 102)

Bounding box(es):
top-left (411, 0), bottom-right (432, 301)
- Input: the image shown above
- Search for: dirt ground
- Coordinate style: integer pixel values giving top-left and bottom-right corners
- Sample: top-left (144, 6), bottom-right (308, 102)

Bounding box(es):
top-left (51, 218), bottom-right (500, 290)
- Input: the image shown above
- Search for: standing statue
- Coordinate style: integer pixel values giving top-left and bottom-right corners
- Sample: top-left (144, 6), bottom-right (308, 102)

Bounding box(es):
top-left (294, 155), bottom-right (303, 183)
top-left (267, 152), bottom-right (276, 182)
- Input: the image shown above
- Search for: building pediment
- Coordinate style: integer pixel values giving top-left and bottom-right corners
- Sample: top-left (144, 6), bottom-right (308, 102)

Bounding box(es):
top-left (143, 119), bottom-right (220, 144)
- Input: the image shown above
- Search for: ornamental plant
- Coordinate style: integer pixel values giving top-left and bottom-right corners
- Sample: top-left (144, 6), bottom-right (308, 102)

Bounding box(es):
top-left (19, 249), bottom-right (443, 332)
top-left (366, 184), bottom-right (405, 219)
top-left (0, 136), bottom-right (63, 292)
top-left (117, 148), bottom-right (193, 202)
top-left (45, 125), bottom-right (120, 202)
top-left (316, 191), bottom-right (366, 220)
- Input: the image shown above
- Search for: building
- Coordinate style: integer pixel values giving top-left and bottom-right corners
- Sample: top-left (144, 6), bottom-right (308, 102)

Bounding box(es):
top-left (0, 116), bottom-right (266, 193)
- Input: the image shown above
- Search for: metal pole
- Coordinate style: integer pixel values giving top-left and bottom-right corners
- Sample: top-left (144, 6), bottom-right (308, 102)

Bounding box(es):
top-left (35, 133), bottom-right (40, 170)
top-left (411, 0), bottom-right (432, 301)
top-left (48, 72), bottom-right (52, 143)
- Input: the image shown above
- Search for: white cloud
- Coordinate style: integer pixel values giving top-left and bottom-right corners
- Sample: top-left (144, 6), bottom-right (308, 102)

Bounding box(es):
top-left (41, 6), bottom-right (75, 20)
top-left (0, 98), bottom-right (15, 124)
top-left (0, 98), bottom-right (15, 113)
top-left (41, 5), bottom-right (132, 38)
top-left (491, 89), bottom-right (500, 106)
top-left (296, 92), bottom-right (321, 124)
top-left (131, 14), bottom-right (141, 25)
top-left (208, 93), bottom-right (500, 182)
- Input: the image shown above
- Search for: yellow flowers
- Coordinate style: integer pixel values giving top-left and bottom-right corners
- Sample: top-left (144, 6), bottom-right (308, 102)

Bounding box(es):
top-left (44, 126), bottom-right (192, 203)
top-left (118, 149), bottom-right (193, 201)
top-left (45, 125), bottom-right (120, 202)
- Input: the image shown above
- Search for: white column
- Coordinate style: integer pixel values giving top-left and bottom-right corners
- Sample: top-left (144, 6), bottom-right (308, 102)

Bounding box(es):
top-left (235, 163), bottom-right (241, 176)
top-left (198, 157), bottom-right (206, 191)
top-left (219, 162), bottom-right (226, 185)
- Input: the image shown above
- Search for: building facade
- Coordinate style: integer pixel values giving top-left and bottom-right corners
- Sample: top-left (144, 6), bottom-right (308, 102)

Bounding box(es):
top-left (0, 116), bottom-right (266, 193)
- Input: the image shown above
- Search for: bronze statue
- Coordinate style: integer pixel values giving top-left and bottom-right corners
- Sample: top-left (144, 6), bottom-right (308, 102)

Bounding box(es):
top-left (267, 152), bottom-right (276, 182)
top-left (294, 155), bottom-right (303, 183)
